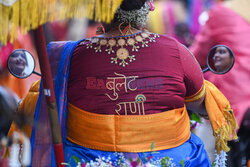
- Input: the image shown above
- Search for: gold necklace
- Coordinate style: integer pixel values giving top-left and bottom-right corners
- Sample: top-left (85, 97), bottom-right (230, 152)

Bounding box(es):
top-left (81, 31), bottom-right (160, 67)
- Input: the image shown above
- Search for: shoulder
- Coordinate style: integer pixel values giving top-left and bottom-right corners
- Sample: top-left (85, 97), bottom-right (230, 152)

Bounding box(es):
top-left (47, 40), bottom-right (84, 52)
top-left (155, 34), bottom-right (183, 51)
top-left (158, 34), bottom-right (191, 54)
top-left (178, 44), bottom-right (199, 63)
top-left (47, 41), bottom-right (71, 58)
top-left (73, 38), bottom-right (98, 51)
top-left (158, 34), bottom-right (178, 43)
top-left (153, 33), bottom-right (192, 60)
top-left (47, 41), bottom-right (69, 50)
top-left (78, 38), bottom-right (94, 45)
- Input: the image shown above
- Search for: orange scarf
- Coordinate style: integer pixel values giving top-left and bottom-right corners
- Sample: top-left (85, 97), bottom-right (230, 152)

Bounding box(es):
top-left (67, 103), bottom-right (191, 152)
top-left (205, 80), bottom-right (238, 153)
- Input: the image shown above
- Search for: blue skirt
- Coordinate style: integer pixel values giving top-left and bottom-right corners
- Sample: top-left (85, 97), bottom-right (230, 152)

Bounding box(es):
top-left (64, 133), bottom-right (211, 167)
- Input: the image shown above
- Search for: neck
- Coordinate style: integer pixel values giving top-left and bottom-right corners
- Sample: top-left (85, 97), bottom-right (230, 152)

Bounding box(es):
top-left (101, 22), bottom-right (142, 37)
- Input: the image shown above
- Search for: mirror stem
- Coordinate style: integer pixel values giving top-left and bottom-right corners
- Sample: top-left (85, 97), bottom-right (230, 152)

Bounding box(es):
top-left (33, 71), bottom-right (42, 77)
top-left (202, 67), bottom-right (210, 73)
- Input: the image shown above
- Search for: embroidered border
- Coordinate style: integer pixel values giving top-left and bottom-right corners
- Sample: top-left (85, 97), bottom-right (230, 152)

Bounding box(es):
top-left (184, 82), bottom-right (206, 103)
top-left (82, 31), bottom-right (160, 67)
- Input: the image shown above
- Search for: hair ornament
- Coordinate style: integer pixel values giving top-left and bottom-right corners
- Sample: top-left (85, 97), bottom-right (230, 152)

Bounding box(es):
top-left (115, 1), bottom-right (150, 27)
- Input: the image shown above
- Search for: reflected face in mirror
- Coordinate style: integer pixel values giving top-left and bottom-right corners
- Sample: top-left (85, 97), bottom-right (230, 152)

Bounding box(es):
top-left (212, 46), bottom-right (234, 73)
top-left (8, 50), bottom-right (27, 76)
top-left (8, 49), bottom-right (35, 79)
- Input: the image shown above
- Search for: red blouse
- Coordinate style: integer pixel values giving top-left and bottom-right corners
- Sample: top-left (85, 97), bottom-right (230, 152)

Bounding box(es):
top-left (68, 33), bottom-right (204, 115)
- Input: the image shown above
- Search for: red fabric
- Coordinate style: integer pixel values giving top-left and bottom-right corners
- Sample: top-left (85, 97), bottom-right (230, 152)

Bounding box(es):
top-left (53, 143), bottom-right (65, 167)
top-left (49, 21), bottom-right (69, 41)
top-left (34, 26), bottom-right (56, 102)
top-left (190, 4), bottom-right (250, 125)
top-left (0, 42), bottom-right (13, 71)
top-left (0, 148), bottom-right (9, 167)
top-left (68, 35), bottom-right (203, 115)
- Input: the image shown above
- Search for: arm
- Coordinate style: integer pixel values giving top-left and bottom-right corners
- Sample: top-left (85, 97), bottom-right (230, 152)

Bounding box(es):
top-left (186, 96), bottom-right (207, 118)
top-left (178, 44), bottom-right (208, 117)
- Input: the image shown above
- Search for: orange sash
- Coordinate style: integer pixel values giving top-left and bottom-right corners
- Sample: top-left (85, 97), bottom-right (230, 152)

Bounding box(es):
top-left (67, 103), bottom-right (191, 152)
top-left (204, 80), bottom-right (238, 153)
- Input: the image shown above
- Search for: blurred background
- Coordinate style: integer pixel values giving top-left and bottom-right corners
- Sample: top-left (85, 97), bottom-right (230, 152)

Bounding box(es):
top-left (1, 0), bottom-right (250, 167)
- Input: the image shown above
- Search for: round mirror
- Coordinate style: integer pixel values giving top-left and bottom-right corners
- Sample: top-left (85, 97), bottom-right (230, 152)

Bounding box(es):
top-left (7, 49), bottom-right (35, 79)
top-left (207, 45), bottom-right (234, 74)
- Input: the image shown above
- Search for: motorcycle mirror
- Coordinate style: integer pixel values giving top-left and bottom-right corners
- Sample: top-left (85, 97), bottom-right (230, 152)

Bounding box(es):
top-left (203, 45), bottom-right (235, 74)
top-left (7, 49), bottom-right (41, 79)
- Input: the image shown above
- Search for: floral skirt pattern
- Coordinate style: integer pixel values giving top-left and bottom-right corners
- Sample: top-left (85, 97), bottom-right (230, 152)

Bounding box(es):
top-left (64, 133), bottom-right (211, 167)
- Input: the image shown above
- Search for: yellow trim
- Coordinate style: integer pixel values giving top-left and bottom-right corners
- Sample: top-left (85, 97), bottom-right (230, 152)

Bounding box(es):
top-left (185, 82), bottom-right (206, 103)
top-left (148, 2), bottom-right (165, 34)
top-left (0, 0), bottom-right (124, 45)
top-left (67, 103), bottom-right (191, 152)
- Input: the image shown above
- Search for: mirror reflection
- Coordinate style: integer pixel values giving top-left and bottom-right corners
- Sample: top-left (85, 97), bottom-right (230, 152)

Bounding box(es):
top-left (8, 49), bottom-right (35, 78)
top-left (207, 45), bottom-right (234, 74)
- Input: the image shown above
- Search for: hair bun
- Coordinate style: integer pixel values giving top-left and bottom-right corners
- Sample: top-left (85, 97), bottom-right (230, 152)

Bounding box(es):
top-left (120, 0), bottom-right (147, 11)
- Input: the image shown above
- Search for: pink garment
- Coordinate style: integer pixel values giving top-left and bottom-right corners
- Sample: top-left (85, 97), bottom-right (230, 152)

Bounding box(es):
top-left (163, 2), bottom-right (176, 37)
top-left (68, 34), bottom-right (203, 115)
top-left (190, 4), bottom-right (250, 125)
top-left (0, 148), bottom-right (9, 167)
top-left (0, 42), bottom-right (13, 71)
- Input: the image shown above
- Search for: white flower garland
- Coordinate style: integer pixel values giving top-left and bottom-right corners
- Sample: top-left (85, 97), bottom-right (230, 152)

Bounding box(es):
top-left (115, 1), bottom-right (150, 27)
top-left (69, 152), bottom-right (178, 167)
top-left (214, 151), bottom-right (227, 167)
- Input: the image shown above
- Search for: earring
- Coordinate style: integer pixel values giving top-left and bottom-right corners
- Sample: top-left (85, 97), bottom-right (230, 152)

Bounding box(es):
top-left (119, 22), bottom-right (134, 36)
top-left (96, 25), bottom-right (105, 35)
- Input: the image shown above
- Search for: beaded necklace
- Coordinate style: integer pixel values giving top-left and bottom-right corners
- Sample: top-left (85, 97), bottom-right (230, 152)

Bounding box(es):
top-left (80, 31), bottom-right (160, 67)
